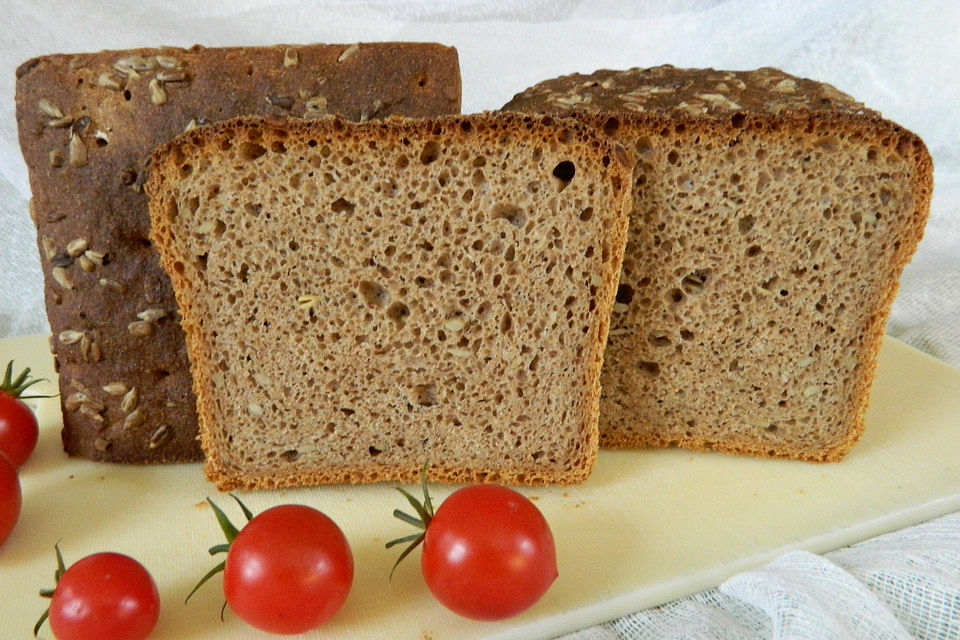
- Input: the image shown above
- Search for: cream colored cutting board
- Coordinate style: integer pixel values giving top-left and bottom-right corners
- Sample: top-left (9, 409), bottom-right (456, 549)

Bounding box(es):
top-left (1, 333), bottom-right (958, 639)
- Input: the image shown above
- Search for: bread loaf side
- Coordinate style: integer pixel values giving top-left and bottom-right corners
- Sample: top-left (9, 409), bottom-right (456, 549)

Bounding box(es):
top-left (503, 66), bottom-right (933, 460)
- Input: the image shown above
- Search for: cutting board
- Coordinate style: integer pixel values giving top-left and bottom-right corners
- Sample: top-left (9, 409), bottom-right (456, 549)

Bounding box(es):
top-left (1, 333), bottom-right (958, 639)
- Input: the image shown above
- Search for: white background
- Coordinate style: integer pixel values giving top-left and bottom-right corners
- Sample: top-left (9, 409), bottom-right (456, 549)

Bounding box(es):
top-left (1, 1), bottom-right (958, 638)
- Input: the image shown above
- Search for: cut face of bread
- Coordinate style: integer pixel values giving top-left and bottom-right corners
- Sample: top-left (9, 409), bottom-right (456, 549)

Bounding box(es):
top-left (146, 113), bottom-right (631, 489)
top-left (503, 66), bottom-right (933, 461)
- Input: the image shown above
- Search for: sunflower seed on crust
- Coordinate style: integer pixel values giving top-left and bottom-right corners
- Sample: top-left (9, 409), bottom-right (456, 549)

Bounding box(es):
top-left (94, 436), bottom-right (111, 452)
top-left (47, 116), bottom-right (75, 128)
top-left (52, 267), bottom-right (74, 289)
top-left (121, 387), bottom-right (139, 413)
top-left (68, 133), bottom-right (88, 167)
top-left (137, 308), bottom-right (167, 322)
top-left (38, 99), bottom-right (63, 118)
top-left (66, 238), bottom-right (88, 257)
top-left (78, 255), bottom-right (95, 272)
top-left (156, 69), bottom-right (187, 83)
top-left (103, 382), bottom-right (129, 396)
top-left (59, 330), bottom-right (84, 344)
top-left (149, 79), bottom-right (167, 106)
top-left (338, 43), bottom-right (359, 62)
top-left (49, 150), bottom-right (64, 168)
top-left (155, 55), bottom-right (182, 69)
top-left (97, 73), bottom-right (123, 90)
top-left (283, 48), bottom-right (299, 67)
top-left (79, 404), bottom-right (105, 422)
top-left (127, 320), bottom-right (154, 336)
top-left (148, 425), bottom-right (172, 449)
top-left (123, 408), bottom-right (144, 429)
top-left (100, 278), bottom-right (126, 293)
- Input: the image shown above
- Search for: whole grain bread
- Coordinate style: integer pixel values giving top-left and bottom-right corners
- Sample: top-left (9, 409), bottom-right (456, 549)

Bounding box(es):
top-left (503, 65), bottom-right (933, 461)
top-left (146, 113), bottom-right (631, 489)
top-left (15, 42), bottom-right (461, 462)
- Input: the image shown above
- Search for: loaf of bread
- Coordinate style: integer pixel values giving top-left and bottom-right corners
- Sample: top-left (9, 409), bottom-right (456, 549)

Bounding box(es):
top-left (15, 42), bottom-right (461, 462)
top-left (503, 65), bottom-right (932, 461)
top-left (146, 113), bottom-right (632, 489)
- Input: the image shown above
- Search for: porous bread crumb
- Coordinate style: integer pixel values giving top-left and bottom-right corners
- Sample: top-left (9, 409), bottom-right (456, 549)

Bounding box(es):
top-left (503, 65), bottom-right (933, 461)
top-left (147, 113), bottom-right (632, 489)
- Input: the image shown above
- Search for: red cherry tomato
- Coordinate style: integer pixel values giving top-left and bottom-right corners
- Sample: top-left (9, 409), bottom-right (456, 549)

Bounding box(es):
top-left (223, 504), bottom-right (354, 634)
top-left (0, 383), bottom-right (40, 469)
top-left (0, 453), bottom-right (21, 547)
top-left (421, 485), bottom-right (558, 620)
top-left (49, 552), bottom-right (160, 640)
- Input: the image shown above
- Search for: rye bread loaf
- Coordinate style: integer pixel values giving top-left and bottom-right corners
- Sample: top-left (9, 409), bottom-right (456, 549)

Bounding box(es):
top-left (15, 42), bottom-right (461, 463)
top-left (503, 65), bottom-right (933, 461)
top-left (146, 113), bottom-right (632, 489)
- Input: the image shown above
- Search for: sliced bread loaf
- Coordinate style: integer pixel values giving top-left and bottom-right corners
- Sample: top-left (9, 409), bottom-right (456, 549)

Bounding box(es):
top-left (15, 42), bottom-right (461, 463)
top-left (503, 66), bottom-right (933, 461)
top-left (146, 113), bottom-right (632, 489)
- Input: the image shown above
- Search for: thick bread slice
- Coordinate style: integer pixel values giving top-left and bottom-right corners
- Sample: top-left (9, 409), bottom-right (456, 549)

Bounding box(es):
top-left (15, 42), bottom-right (461, 463)
top-left (146, 113), bottom-right (632, 489)
top-left (503, 66), bottom-right (933, 461)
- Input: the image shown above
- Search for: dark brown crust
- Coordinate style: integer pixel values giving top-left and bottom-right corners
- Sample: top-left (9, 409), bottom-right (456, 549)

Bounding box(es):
top-left (503, 65), bottom-right (933, 461)
top-left (15, 42), bottom-right (461, 463)
top-left (146, 112), bottom-right (632, 489)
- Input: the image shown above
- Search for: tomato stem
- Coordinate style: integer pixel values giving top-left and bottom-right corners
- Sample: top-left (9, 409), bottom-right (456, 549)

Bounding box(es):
top-left (2, 361), bottom-right (54, 399)
top-left (34, 542), bottom-right (68, 637)
top-left (386, 462), bottom-right (435, 580)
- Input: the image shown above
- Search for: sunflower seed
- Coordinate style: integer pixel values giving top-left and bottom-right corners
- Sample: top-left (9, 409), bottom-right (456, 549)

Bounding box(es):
top-left (248, 402), bottom-right (263, 417)
top-left (305, 95), bottom-right (328, 113)
top-left (59, 330), bottom-right (84, 344)
top-left (338, 43), bottom-right (359, 62)
top-left (156, 69), bottom-right (187, 83)
top-left (47, 115), bottom-right (75, 128)
top-left (283, 47), bottom-right (299, 67)
top-left (195, 220), bottom-right (216, 234)
top-left (83, 249), bottom-right (104, 266)
top-left (116, 55), bottom-right (156, 73)
top-left (52, 267), bottom-right (74, 289)
top-left (28, 198), bottom-right (37, 224)
top-left (148, 425), bottom-right (172, 449)
top-left (266, 95), bottom-right (294, 110)
top-left (42, 236), bottom-right (56, 260)
top-left (149, 79), bottom-right (167, 105)
top-left (77, 255), bottom-right (95, 272)
top-left (66, 238), bottom-right (88, 257)
top-left (253, 373), bottom-right (273, 387)
top-left (123, 408), bottom-right (144, 429)
top-left (68, 133), bottom-right (87, 167)
top-left (775, 79), bottom-right (798, 93)
top-left (64, 393), bottom-right (83, 411)
top-left (103, 382), bottom-right (128, 396)
top-left (127, 321), bottom-right (154, 337)
top-left (97, 73), bottom-right (123, 90)
top-left (80, 334), bottom-right (92, 361)
top-left (94, 130), bottom-right (109, 146)
top-left (443, 317), bottom-right (466, 332)
top-left (71, 116), bottom-right (91, 134)
top-left (183, 119), bottom-right (198, 132)
top-left (38, 98), bottom-right (63, 118)
top-left (155, 54), bottom-right (181, 69)
top-left (448, 348), bottom-right (472, 358)
top-left (49, 149), bottom-right (64, 168)
top-left (68, 378), bottom-right (87, 392)
top-left (297, 294), bottom-right (318, 310)
top-left (94, 436), bottom-right (111, 452)
top-left (121, 387), bottom-right (139, 413)
top-left (99, 278), bottom-right (126, 293)
top-left (613, 303), bottom-right (629, 313)
top-left (137, 308), bottom-right (166, 322)
top-left (89, 341), bottom-right (102, 362)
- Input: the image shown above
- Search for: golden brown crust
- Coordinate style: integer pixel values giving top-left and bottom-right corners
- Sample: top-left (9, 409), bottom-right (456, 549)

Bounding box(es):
top-left (504, 66), bottom-right (933, 462)
top-left (146, 112), bottom-right (632, 489)
top-left (15, 42), bottom-right (461, 463)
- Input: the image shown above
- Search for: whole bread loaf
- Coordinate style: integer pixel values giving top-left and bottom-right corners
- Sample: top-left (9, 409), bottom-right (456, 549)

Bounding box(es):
top-left (15, 42), bottom-right (461, 462)
top-left (503, 65), bottom-right (933, 461)
top-left (146, 113), bottom-right (631, 489)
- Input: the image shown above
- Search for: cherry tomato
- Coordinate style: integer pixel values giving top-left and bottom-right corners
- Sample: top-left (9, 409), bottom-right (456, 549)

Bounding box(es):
top-left (223, 504), bottom-right (354, 634)
top-left (0, 361), bottom-right (43, 468)
top-left (421, 485), bottom-right (557, 620)
top-left (0, 453), bottom-right (21, 547)
top-left (49, 552), bottom-right (160, 640)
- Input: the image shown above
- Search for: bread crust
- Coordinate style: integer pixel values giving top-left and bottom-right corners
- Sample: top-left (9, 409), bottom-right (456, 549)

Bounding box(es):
top-left (15, 42), bottom-right (461, 462)
top-left (146, 112), bottom-right (632, 489)
top-left (503, 66), bottom-right (933, 461)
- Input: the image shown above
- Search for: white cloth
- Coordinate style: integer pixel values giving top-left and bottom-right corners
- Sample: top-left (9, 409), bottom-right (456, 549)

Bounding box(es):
top-left (1, 1), bottom-right (958, 638)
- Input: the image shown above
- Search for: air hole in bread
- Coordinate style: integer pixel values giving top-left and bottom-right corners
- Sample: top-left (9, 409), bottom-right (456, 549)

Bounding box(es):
top-left (746, 245), bottom-right (762, 257)
top-left (638, 361), bottom-right (660, 376)
top-left (493, 202), bottom-right (526, 228)
top-left (552, 160), bottom-right (576, 188)
top-left (681, 270), bottom-right (708, 295)
top-left (668, 288), bottom-right (684, 304)
top-left (680, 329), bottom-right (694, 341)
top-left (579, 207), bottom-right (594, 221)
top-left (386, 302), bottom-right (410, 327)
top-left (603, 117), bottom-right (620, 136)
top-left (412, 384), bottom-right (438, 407)
top-left (271, 141), bottom-right (286, 154)
top-left (280, 449), bottom-right (300, 462)
top-left (731, 112), bottom-right (746, 128)
top-left (500, 312), bottom-right (512, 333)
top-left (368, 446), bottom-right (382, 457)
top-left (331, 197), bottom-right (355, 214)
top-left (240, 141), bottom-right (267, 160)
top-left (616, 284), bottom-right (634, 304)
top-left (648, 335), bottom-right (671, 347)
top-left (666, 150), bottom-right (679, 165)
top-left (420, 140), bottom-right (440, 164)
top-left (358, 281), bottom-right (390, 308)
